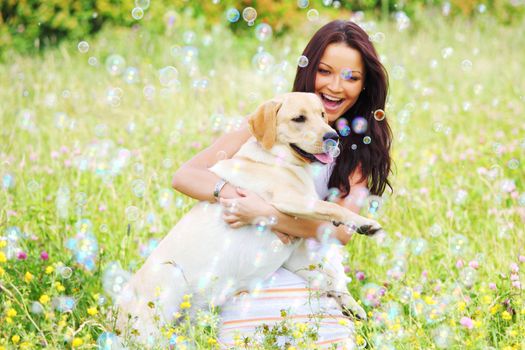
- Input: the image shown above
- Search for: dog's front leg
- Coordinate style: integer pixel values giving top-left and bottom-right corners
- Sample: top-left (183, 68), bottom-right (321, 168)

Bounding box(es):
top-left (270, 195), bottom-right (382, 236)
top-left (283, 241), bottom-right (367, 320)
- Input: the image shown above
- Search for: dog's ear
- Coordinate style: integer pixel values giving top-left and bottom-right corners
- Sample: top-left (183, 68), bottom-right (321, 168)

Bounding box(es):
top-left (248, 99), bottom-right (282, 150)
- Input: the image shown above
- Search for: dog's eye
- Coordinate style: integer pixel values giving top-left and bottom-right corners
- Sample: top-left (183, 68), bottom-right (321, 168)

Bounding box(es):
top-left (292, 115), bottom-right (306, 123)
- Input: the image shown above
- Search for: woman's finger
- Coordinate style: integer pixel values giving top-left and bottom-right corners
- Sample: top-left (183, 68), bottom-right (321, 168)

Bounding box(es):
top-left (273, 230), bottom-right (291, 244)
top-left (230, 221), bottom-right (245, 229)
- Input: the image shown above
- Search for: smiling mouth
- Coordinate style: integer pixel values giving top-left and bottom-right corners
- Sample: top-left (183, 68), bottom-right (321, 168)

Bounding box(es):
top-left (290, 144), bottom-right (334, 164)
top-left (320, 93), bottom-right (345, 110)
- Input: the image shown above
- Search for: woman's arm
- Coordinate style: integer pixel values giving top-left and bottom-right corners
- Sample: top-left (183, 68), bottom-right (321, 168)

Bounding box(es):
top-left (221, 164), bottom-right (369, 245)
top-left (171, 124), bottom-right (252, 201)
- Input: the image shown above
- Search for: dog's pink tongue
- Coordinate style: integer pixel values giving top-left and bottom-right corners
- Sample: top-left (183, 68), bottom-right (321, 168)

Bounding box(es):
top-left (313, 153), bottom-right (334, 164)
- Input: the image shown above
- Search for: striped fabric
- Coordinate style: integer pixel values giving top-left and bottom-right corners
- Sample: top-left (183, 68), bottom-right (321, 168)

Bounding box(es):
top-left (219, 268), bottom-right (355, 349)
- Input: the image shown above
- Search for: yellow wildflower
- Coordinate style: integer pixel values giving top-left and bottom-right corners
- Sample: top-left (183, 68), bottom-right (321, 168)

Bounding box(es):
top-left (20, 342), bottom-right (32, 349)
top-left (288, 347), bottom-right (297, 350)
top-left (87, 307), bottom-right (98, 316)
top-left (356, 335), bottom-right (366, 346)
top-left (24, 271), bottom-right (33, 283)
top-left (72, 337), bottom-right (83, 347)
top-left (5, 317), bottom-right (13, 324)
top-left (180, 301), bottom-right (191, 309)
top-left (481, 295), bottom-right (492, 305)
top-left (183, 294), bottom-right (192, 301)
top-left (338, 318), bottom-right (350, 326)
top-left (0, 240), bottom-right (6, 248)
top-left (6, 308), bottom-right (17, 317)
top-left (490, 304), bottom-right (502, 314)
top-left (11, 335), bottom-right (20, 344)
top-left (45, 266), bottom-right (54, 274)
top-left (0, 266), bottom-right (5, 276)
top-left (55, 282), bottom-right (65, 292)
top-left (39, 294), bottom-right (50, 304)
top-left (0, 251), bottom-right (6, 263)
top-left (424, 295), bottom-right (436, 305)
top-left (413, 291), bottom-right (421, 299)
top-left (502, 311), bottom-right (512, 320)
top-left (207, 338), bottom-right (217, 345)
top-left (458, 301), bottom-right (466, 312)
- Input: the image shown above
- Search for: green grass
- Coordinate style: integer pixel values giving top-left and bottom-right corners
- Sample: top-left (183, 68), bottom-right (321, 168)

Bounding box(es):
top-left (1, 9), bottom-right (524, 350)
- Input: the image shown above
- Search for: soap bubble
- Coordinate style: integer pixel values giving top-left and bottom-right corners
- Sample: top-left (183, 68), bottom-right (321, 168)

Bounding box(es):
top-left (103, 262), bottom-right (131, 299)
top-left (242, 7), bottom-right (257, 22)
top-left (77, 41), bottom-right (89, 53)
top-left (255, 23), bottom-right (272, 42)
top-left (97, 332), bottom-right (125, 350)
top-left (52, 296), bottom-right (76, 312)
top-left (351, 116), bottom-right (368, 134)
top-left (449, 234), bottom-right (469, 255)
top-left (131, 7), bottom-right (144, 20)
top-left (105, 55), bottom-right (126, 76)
top-left (159, 66), bottom-right (179, 87)
top-left (226, 8), bottom-right (240, 23)
top-left (297, 55), bottom-right (309, 68)
top-left (374, 109), bottom-right (386, 121)
top-left (307, 9), bottom-right (319, 21)
top-left (298, 0), bottom-right (309, 8)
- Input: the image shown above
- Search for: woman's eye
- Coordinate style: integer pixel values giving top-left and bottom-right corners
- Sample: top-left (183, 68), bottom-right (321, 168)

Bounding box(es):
top-left (292, 115), bottom-right (306, 123)
top-left (318, 68), bottom-right (330, 74)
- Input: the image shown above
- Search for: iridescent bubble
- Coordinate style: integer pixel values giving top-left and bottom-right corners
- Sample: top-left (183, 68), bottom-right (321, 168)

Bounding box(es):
top-left (125, 206), bottom-right (140, 221)
top-left (432, 325), bottom-right (453, 348)
top-left (317, 223), bottom-right (336, 243)
top-left (30, 301), bottom-right (44, 314)
top-left (366, 195), bottom-right (383, 216)
top-left (449, 234), bottom-right (468, 255)
top-left (242, 7), bottom-right (257, 22)
top-left (139, 239), bottom-right (159, 258)
top-left (297, 55), bottom-right (309, 68)
top-left (158, 66), bottom-right (179, 87)
top-left (131, 179), bottom-right (146, 198)
top-left (429, 223), bottom-right (443, 237)
top-left (323, 139), bottom-right (338, 155)
top-left (460, 267), bottom-right (477, 288)
top-left (123, 67), bottom-right (140, 84)
top-left (183, 30), bottom-right (196, 44)
top-left (135, 0), bottom-right (150, 9)
top-left (363, 136), bottom-right (371, 144)
top-left (323, 0), bottom-right (333, 5)
top-left (158, 188), bottom-right (173, 208)
top-left (307, 9), bottom-right (319, 21)
top-left (410, 238), bottom-right (428, 255)
top-left (88, 57), bottom-right (97, 66)
top-left (102, 262), bottom-right (131, 298)
top-left (361, 283), bottom-right (383, 307)
top-left (226, 8), bottom-right (240, 23)
top-left (351, 116), bottom-right (368, 134)
top-left (97, 332), bottom-right (125, 350)
top-left (182, 46), bottom-right (199, 64)
top-left (131, 7), bottom-right (144, 20)
top-left (27, 179), bottom-right (40, 193)
top-left (351, 144), bottom-right (357, 150)
top-left (271, 239), bottom-right (284, 253)
top-left (57, 265), bottom-right (73, 279)
top-left (508, 158), bottom-right (519, 169)
top-left (105, 54), bottom-right (126, 76)
top-left (2, 173), bottom-right (15, 189)
top-left (461, 59), bottom-right (473, 71)
top-left (255, 23), bottom-right (272, 42)
top-left (373, 109), bottom-right (386, 121)
top-left (77, 41), bottom-right (89, 53)
top-left (398, 287), bottom-right (412, 304)
top-left (297, 0), bottom-right (309, 8)
top-left (441, 47), bottom-right (453, 59)
top-left (52, 296), bottom-right (76, 312)
top-left (340, 68), bottom-right (353, 80)
top-left (252, 51), bottom-right (274, 74)
top-left (254, 217), bottom-right (270, 234)
top-left (75, 192), bottom-right (88, 206)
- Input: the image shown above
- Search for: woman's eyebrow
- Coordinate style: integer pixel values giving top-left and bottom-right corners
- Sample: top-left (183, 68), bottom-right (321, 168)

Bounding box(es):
top-left (319, 61), bottom-right (363, 74)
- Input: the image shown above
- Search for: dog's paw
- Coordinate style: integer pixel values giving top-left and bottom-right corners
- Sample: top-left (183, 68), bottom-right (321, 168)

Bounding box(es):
top-left (328, 291), bottom-right (367, 321)
top-left (355, 219), bottom-right (382, 236)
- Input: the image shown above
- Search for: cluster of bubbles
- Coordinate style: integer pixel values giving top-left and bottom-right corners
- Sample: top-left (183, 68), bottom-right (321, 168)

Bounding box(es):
top-left (97, 332), bottom-right (125, 350)
top-left (336, 118), bottom-right (351, 137)
top-left (102, 262), bottom-right (132, 299)
top-left (65, 218), bottom-right (99, 270)
top-left (2, 226), bottom-right (24, 259)
top-left (73, 140), bottom-right (131, 181)
top-left (132, 0), bottom-right (150, 20)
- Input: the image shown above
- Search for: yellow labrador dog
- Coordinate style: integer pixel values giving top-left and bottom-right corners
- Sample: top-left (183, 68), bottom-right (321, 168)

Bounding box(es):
top-left (116, 92), bottom-right (382, 344)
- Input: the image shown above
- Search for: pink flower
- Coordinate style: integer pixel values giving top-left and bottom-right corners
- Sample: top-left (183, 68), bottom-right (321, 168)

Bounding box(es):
top-left (460, 316), bottom-right (474, 329)
top-left (468, 260), bottom-right (479, 269)
top-left (40, 251), bottom-right (49, 260)
top-left (512, 281), bottom-right (521, 290)
top-left (489, 283), bottom-right (497, 290)
top-left (519, 255), bottom-right (525, 263)
top-left (17, 251), bottom-right (27, 260)
top-left (456, 259), bottom-right (464, 268)
top-left (510, 263), bottom-right (519, 273)
top-left (356, 271), bottom-right (365, 281)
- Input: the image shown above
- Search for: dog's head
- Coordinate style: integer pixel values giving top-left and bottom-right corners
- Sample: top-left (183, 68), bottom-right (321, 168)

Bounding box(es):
top-left (248, 92), bottom-right (339, 165)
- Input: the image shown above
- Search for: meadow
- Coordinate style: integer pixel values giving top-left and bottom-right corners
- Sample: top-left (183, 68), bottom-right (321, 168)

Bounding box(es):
top-left (1, 6), bottom-right (524, 350)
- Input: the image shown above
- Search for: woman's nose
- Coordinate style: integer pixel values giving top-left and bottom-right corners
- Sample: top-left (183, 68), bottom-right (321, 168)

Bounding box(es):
top-left (327, 74), bottom-right (343, 92)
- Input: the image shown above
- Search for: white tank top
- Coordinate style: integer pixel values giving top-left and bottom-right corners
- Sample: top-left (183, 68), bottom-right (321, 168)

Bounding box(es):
top-left (311, 162), bottom-right (336, 200)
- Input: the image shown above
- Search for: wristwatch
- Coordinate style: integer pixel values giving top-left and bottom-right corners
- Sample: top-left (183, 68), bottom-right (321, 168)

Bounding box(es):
top-left (213, 179), bottom-right (228, 201)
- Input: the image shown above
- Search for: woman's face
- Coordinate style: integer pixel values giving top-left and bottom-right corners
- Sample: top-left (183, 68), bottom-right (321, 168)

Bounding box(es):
top-left (314, 42), bottom-right (365, 125)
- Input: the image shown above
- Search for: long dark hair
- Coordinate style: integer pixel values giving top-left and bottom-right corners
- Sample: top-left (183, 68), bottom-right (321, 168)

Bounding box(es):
top-left (293, 20), bottom-right (393, 197)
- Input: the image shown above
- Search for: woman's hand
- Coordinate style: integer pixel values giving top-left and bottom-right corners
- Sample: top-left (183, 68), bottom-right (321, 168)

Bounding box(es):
top-left (219, 187), bottom-right (294, 244)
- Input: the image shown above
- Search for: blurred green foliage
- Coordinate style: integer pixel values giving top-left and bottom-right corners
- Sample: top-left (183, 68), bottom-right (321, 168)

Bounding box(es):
top-left (1, 0), bottom-right (524, 58)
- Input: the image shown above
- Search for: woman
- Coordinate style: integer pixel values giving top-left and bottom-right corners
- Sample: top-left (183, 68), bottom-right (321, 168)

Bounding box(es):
top-left (172, 20), bottom-right (392, 348)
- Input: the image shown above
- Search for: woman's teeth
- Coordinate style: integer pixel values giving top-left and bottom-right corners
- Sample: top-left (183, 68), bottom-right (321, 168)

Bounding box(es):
top-left (321, 94), bottom-right (344, 110)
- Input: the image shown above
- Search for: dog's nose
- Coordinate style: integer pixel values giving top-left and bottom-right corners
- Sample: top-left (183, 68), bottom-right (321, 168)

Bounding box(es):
top-left (323, 132), bottom-right (339, 143)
